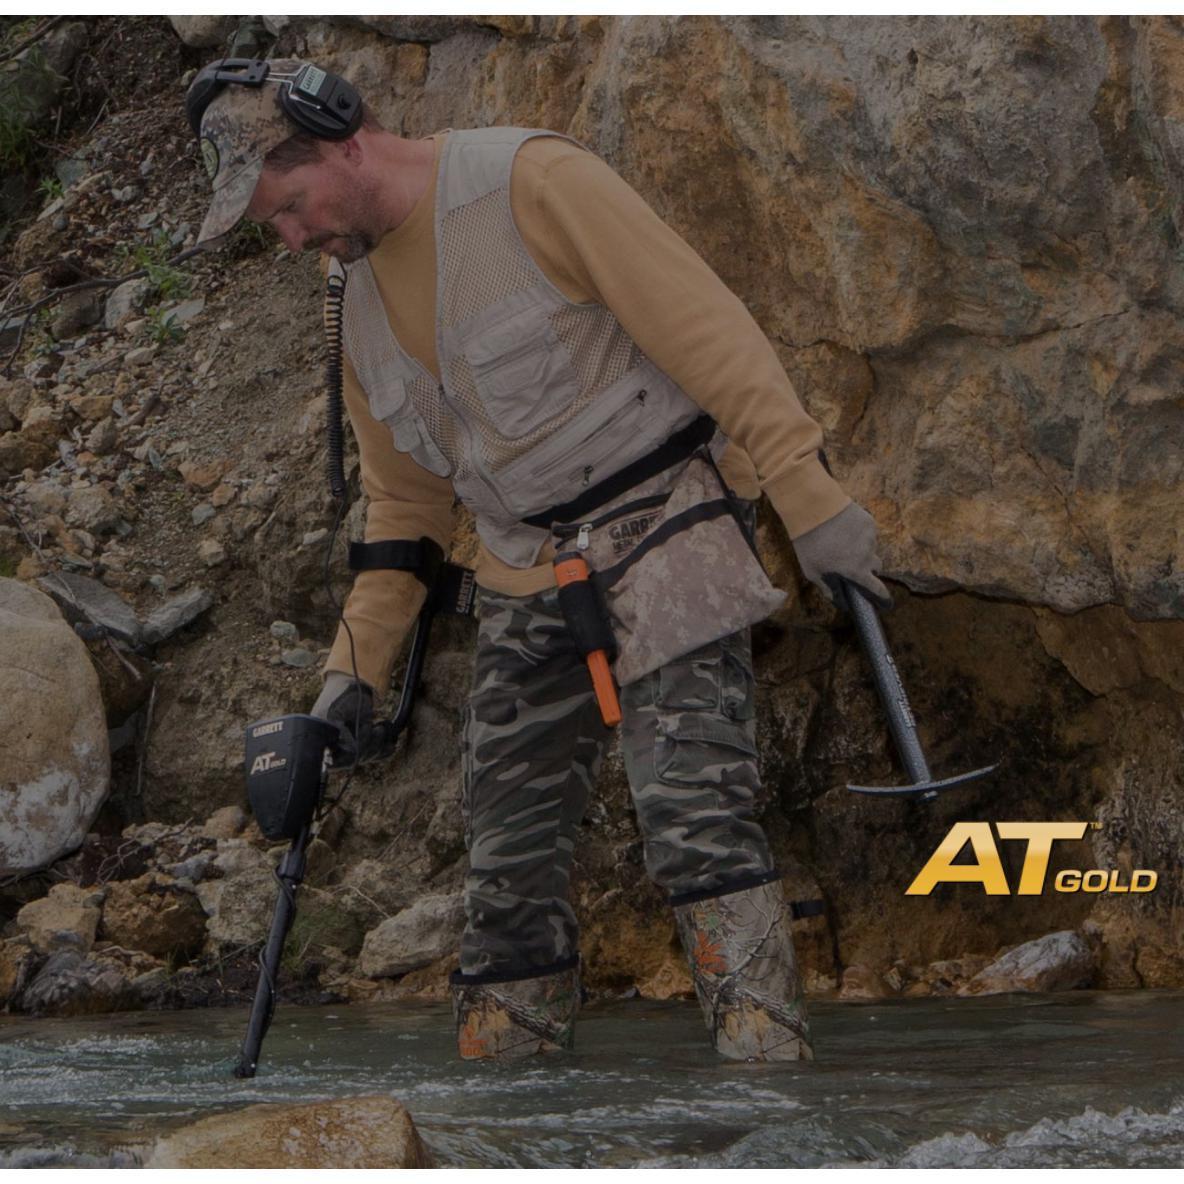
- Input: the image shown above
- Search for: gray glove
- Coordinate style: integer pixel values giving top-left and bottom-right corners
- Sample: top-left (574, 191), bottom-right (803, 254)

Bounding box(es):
top-left (792, 502), bottom-right (892, 609)
top-left (311, 671), bottom-right (375, 764)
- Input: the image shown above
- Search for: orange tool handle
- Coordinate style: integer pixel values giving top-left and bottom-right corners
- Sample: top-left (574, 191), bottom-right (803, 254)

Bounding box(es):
top-left (554, 555), bottom-right (622, 727)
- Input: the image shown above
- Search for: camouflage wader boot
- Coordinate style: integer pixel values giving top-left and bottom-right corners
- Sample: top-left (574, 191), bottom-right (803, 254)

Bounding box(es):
top-left (672, 874), bottom-right (813, 1061)
top-left (450, 957), bottom-right (580, 1060)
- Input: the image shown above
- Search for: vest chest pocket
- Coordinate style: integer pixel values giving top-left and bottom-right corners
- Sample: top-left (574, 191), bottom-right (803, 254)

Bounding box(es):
top-left (463, 308), bottom-right (580, 439)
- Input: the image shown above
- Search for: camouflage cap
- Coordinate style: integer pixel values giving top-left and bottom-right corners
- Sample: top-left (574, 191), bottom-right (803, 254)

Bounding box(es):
top-left (190, 59), bottom-right (308, 248)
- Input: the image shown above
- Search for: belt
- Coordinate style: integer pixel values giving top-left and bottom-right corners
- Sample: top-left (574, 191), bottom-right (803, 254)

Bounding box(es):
top-left (520, 414), bottom-right (717, 531)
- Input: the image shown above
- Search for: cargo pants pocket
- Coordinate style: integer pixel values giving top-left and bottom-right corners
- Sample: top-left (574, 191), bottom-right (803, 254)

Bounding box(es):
top-left (654, 631), bottom-right (756, 724)
top-left (621, 629), bottom-right (771, 893)
top-left (654, 713), bottom-right (759, 786)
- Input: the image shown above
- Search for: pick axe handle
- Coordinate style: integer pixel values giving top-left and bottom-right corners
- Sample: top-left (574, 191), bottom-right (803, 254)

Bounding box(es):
top-left (841, 578), bottom-right (932, 786)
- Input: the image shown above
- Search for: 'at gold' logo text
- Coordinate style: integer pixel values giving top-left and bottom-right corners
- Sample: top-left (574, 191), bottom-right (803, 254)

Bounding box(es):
top-left (906, 822), bottom-right (1158, 896)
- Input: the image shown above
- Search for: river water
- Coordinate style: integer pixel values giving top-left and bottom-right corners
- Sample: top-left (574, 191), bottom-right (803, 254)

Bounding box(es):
top-left (1, 989), bottom-right (1181, 1168)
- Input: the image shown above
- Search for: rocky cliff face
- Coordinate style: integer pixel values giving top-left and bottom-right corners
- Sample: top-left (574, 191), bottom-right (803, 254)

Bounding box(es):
top-left (0, 15), bottom-right (1180, 1015)
top-left (263, 11), bottom-right (1184, 992)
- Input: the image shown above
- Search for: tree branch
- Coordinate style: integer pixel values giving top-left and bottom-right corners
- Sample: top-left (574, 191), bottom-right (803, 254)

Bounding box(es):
top-left (1, 244), bottom-right (205, 377)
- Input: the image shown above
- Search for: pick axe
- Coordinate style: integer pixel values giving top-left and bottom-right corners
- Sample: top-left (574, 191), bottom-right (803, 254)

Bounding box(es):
top-left (838, 578), bottom-right (997, 800)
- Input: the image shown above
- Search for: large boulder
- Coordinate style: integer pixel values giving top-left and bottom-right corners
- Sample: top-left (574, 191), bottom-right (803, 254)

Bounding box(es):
top-left (960, 930), bottom-right (1098, 995)
top-left (145, 1096), bottom-right (434, 1168)
top-left (358, 893), bottom-right (465, 978)
top-left (15, 882), bottom-right (104, 955)
top-left (195, 840), bottom-right (280, 948)
top-left (0, 938), bottom-right (40, 1007)
top-left (99, 874), bottom-right (208, 961)
top-left (19, 949), bottom-right (134, 1016)
top-left (167, 16), bottom-right (237, 48)
top-left (0, 579), bottom-right (109, 875)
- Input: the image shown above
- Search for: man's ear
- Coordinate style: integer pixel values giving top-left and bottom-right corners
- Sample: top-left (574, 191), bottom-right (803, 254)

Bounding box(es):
top-left (337, 135), bottom-right (364, 165)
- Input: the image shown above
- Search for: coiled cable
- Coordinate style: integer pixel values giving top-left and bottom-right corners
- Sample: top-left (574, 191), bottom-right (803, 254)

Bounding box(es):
top-left (319, 269), bottom-right (364, 818)
top-left (324, 271), bottom-right (348, 502)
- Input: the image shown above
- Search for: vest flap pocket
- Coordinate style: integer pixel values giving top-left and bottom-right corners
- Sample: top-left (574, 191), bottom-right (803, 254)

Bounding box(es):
top-left (366, 376), bottom-right (452, 477)
top-left (367, 375), bottom-right (409, 422)
top-left (464, 308), bottom-right (579, 439)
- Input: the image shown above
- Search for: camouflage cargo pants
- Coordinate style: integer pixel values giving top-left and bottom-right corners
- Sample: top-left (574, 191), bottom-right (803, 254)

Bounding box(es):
top-left (459, 581), bottom-right (775, 977)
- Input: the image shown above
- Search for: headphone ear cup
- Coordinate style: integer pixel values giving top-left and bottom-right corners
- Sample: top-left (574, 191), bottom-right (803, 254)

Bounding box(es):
top-left (279, 72), bottom-right (363, 140)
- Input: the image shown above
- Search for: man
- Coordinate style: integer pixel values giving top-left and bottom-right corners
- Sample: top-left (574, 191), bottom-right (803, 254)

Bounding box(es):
top-left (189, 58), bottom-right (889, 1063)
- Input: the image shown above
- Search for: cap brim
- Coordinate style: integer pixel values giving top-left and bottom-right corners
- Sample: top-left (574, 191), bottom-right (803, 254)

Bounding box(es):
top-left (196, 156), bottom-right (265, 249)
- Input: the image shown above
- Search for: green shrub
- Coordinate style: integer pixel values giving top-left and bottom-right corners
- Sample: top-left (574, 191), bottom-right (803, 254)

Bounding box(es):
top-left (146, 305), bottom-right (184, 345)
top-left (282, 895), bottom-right (366, 974)
top-left (223, 218), bottom-right (273, 260)
top-left (0, 87), bottom-right (40, 172)
top-left (37, 174), bottom-right (63, 202)
top-left (117, 229), bottom-right (192, 303)
top-left (0, 45), bottom-right (63, 173)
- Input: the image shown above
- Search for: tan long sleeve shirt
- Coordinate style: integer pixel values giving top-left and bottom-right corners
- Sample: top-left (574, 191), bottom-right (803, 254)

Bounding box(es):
top-left (325, 132), bottom-right (849, 693)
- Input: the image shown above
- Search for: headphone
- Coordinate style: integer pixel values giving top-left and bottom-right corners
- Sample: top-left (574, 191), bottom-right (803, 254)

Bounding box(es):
top-left (186, 58), bottom-right (363, 141)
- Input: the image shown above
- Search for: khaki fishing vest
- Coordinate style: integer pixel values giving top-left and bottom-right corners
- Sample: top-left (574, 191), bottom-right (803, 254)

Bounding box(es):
top-left (334, 127), bottom-right (706, 567)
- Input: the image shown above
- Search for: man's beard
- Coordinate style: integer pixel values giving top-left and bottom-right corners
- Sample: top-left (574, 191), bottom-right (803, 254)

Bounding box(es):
top-left (311, 177), bottom-right (384, 262)
top-left (315, 230), bottom-right (375, 263)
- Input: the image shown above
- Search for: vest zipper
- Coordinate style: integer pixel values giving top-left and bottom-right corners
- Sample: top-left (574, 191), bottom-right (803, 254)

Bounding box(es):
top-left (431, 134), bottom-right (523, 527)
top-left (434, 378), bottom-right (521, 523)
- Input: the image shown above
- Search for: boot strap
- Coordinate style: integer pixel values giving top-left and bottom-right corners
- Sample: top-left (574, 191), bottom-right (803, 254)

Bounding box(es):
top-left (669, 870), bottom-right (825, 920)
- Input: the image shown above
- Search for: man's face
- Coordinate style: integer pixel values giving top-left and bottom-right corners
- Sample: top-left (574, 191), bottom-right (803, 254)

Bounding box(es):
top-left (245, 148), bottom-right (383, 262)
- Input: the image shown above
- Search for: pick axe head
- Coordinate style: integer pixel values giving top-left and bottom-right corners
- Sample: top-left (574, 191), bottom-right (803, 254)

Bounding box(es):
top-left (847, 762), bottom-right (999, 800)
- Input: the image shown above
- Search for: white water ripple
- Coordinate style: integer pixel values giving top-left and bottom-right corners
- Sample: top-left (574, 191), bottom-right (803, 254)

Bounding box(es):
top-left (1, 992), bottom-right (1181, 1168)
top-left (876, 1099), bottom-right (1184, 1169)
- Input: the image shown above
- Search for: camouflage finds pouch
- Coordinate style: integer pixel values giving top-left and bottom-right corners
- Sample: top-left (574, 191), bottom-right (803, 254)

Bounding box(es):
top-left (552, 452), bottom-right (785, 686)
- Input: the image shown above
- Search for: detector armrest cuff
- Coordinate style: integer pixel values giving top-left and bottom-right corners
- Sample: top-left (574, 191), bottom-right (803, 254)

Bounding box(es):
top-left (347, 537), bottom-right (444, 589)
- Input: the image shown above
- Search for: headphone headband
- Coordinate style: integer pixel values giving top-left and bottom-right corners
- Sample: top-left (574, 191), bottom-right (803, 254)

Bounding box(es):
top-left (186, 58), bottom-right (363, 142)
